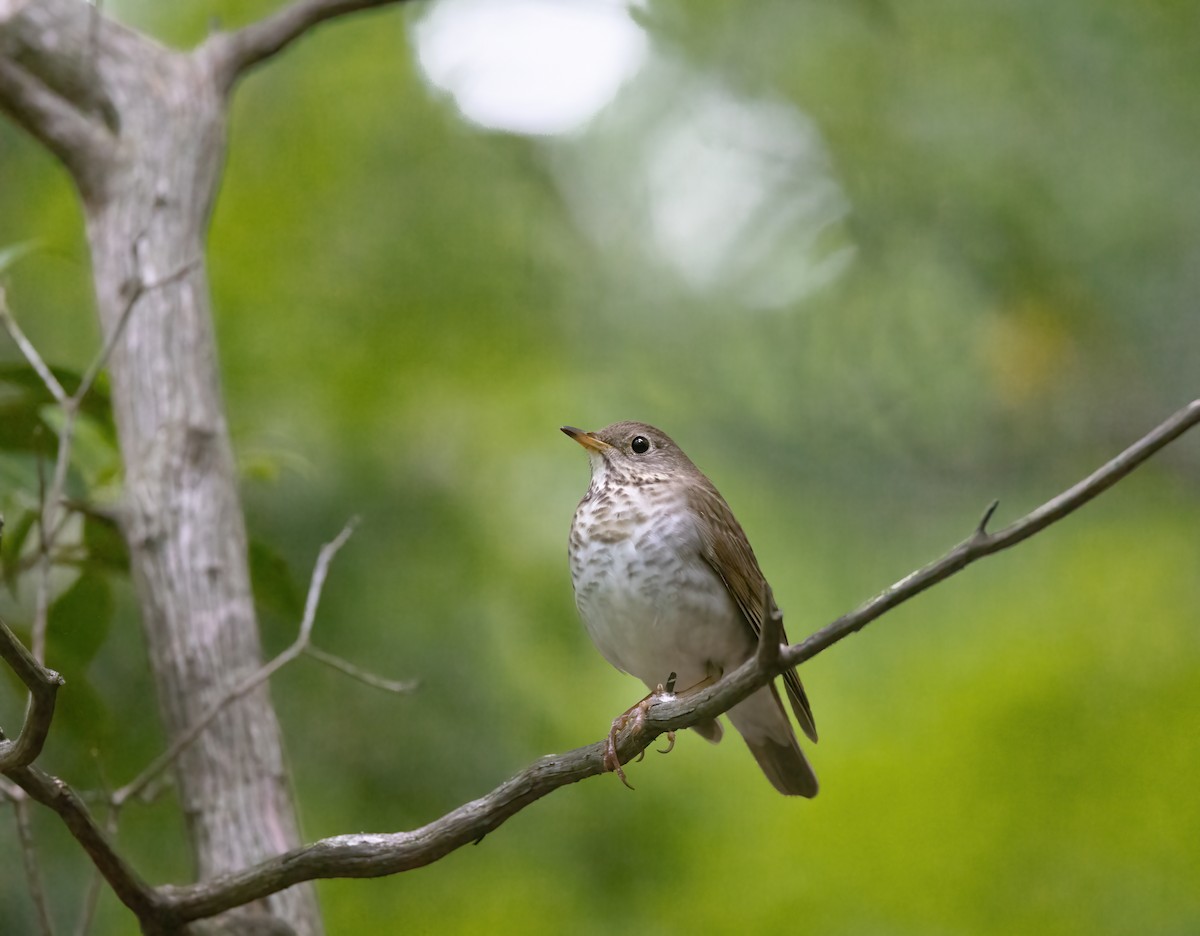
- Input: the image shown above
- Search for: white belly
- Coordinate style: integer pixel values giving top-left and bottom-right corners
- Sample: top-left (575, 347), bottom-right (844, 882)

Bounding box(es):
top-left (569, 492), bottom-right (753, 691)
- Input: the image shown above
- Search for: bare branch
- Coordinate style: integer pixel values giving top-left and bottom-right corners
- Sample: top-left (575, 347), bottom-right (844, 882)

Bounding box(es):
top-left (775, 396), bottom-right (1200, 673)
top-left (5, 764), bottom-right (167, 928)
top-left (304, 645), bottom-right (419, 695)
top-left (0, 284), bottom-right (67, 403)
top-left (13, 796), bottom-right (56, 936)
top-left (975, 499), bottom-right (1000, 537)
top-left (0, 258), bottom-right (199, 667)
top-left (75, 859), bottom-right (106, 936)
top-left (3, 400), bottom-right (1195, 930)
top-left (754, 580), bottom-right (782, 670)
top-left (74, 259), bottom-right (199, 407)
top-left (0, 775), bottom-right (24, 800)
top-left (74, 752), bottom-right (121, 936)
top-left (111, 520), bottom-right (358, 806)
top-left (159, 744), bottom-right (611, 922)
top-left (297, 518), bottom-right (358, 645)
top-left (0, 616), bottom-right (64, 771)
top-left (203, 0), bottom-right (410, 93)
top-left (140, 398), bottom-right (1200, 925)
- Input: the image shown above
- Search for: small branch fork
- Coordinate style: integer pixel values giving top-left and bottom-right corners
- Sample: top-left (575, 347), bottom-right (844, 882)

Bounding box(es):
top-left (0, 265), bottom-right (195, 663)
top-left (2, 265), bottom-right (410, 927)
top-left (0, 615), bottom-right (63, 772)
top-left (202, 0), bottom-right (413, 93)
top-left (107, 518), bottom-right (415, 809)
top-left (1, 520), bottom-right (414, 931)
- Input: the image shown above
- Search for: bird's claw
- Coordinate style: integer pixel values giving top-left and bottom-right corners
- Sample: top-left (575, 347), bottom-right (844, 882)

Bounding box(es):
top-left (604, 684), bottom-right (679, 788)
top-left (604, 718), bottom-right (636, 790)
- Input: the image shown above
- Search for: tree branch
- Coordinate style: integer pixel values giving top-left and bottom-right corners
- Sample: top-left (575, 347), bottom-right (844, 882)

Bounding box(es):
top-left (661, 398), bottom-right (1200, 733)
top-left (778, 396), bottom-right (1200, 668)
top-left (0, 283), bottom-right (68, 404)
top-left (0, 615), bottom-right (64, 772)
top-left (204, 0), bottom-right (411, 94)
top-left (12, 795), bottom-right (55, 936)
top-left (0, 2), bottom-right (119, 196)
top-left (5, 763), bottom-right (168, 929)
top-left (1, 260), bottom-right (198, 668)
top-left (303, 645), bottom-right (419, 695)
top-left (138, 397), bottom-right (1200, 926)
top-left (110, 521), bottom-right (360, 807)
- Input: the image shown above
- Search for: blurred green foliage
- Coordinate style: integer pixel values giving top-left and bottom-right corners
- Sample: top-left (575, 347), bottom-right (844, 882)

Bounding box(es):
top-left (1, 0), bottom-right (1198, 933)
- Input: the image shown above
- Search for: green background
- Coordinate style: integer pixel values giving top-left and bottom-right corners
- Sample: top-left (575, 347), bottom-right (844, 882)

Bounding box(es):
top-left (1, 0), bottom-right (1198, 933)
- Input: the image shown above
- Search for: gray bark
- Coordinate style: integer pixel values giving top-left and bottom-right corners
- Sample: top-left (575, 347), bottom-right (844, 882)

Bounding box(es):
top-left (1, 3), bottom-right (320, 932)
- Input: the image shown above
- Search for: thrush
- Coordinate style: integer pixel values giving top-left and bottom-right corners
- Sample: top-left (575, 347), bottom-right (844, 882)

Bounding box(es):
top-left (563, 421), bottom-right (818, 797)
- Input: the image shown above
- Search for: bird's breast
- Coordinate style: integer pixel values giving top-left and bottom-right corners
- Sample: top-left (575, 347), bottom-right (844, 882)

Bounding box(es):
top-left (567, 484), bottom-right (750, 688)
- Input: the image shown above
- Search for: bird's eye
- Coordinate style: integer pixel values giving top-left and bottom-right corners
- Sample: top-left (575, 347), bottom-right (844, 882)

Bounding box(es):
top-left (630, 436), bottom-right (650, 455)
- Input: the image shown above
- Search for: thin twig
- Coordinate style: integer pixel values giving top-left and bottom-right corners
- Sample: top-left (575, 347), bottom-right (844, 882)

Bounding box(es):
top-left (74, 829), bottom-right (110, 936)
top-left (0, 285), bottom-right (67, 403)
top-left (42, 258), bottom-right (199, 554)
top-left (74, 259), bottom-right (199, 406)
top-left (304, 645), bottom-right (418, 694)
top-left (1, 775), bottom-right (26, 801)
top-left (75, 750), bottom-right (120, 936)
top-left (754, 580), bottom-right (782, 669)
top-left (14, 797), bottom-right (57, 936)
top-left (5, 763), bottom-right (166, 927)
top-left (771, 397), bottom-right (1200, 675)
top-left (32, 440), bottom-right (55, 664)
top-left (1, 260), bottom-right (197, 665)
top-left (111, 520), bottom-right (358, 806)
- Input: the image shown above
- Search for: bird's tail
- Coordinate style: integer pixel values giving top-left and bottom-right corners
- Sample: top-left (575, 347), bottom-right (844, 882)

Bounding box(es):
top-left (728, 683), bottom-right (818, 798)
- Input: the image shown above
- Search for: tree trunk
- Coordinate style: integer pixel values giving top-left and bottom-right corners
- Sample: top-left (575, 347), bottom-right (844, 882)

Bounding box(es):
top-left (1, 4), bottom-right (320, 932)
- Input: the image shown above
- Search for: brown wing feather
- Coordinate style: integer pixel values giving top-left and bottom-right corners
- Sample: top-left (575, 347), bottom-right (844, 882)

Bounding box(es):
top-left (688, 482), bottom-right (819, 744)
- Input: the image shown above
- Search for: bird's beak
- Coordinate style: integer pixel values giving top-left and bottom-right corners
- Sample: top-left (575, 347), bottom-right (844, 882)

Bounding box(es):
top-left (561, 426), bottom-right (611, 453)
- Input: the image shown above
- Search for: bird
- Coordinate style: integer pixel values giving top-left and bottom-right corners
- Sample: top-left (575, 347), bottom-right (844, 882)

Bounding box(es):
top-left (562, 421), bottom-right (818, 797)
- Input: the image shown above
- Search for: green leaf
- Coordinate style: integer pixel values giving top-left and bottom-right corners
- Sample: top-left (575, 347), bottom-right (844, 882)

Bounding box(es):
top-left (249, 538), bottom-right (303, 621)
top-left (82, 512), bottom-right (129, 575)
top-left (0, 364), bottom-right (117, 452)
top-left (46, 572), bottom-right (113, 672)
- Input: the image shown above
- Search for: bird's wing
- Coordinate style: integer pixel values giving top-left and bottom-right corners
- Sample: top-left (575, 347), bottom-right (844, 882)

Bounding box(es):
top-left (689, 482), bottom-right (818, 743)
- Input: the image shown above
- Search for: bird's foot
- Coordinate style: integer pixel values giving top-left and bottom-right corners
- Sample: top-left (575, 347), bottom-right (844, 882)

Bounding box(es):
top-left (604, 679), bottom-right (677, 789)
top-left (603, 709), bottom-right (641, 789)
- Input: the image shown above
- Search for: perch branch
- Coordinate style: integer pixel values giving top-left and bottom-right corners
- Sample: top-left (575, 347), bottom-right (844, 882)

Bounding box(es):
top-left (773, 396), bottom-right (1200, 671)
top-left (4, 386), bottom-right (1196, 930)
top-left (139, 397), bottom-right (1199, 925)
